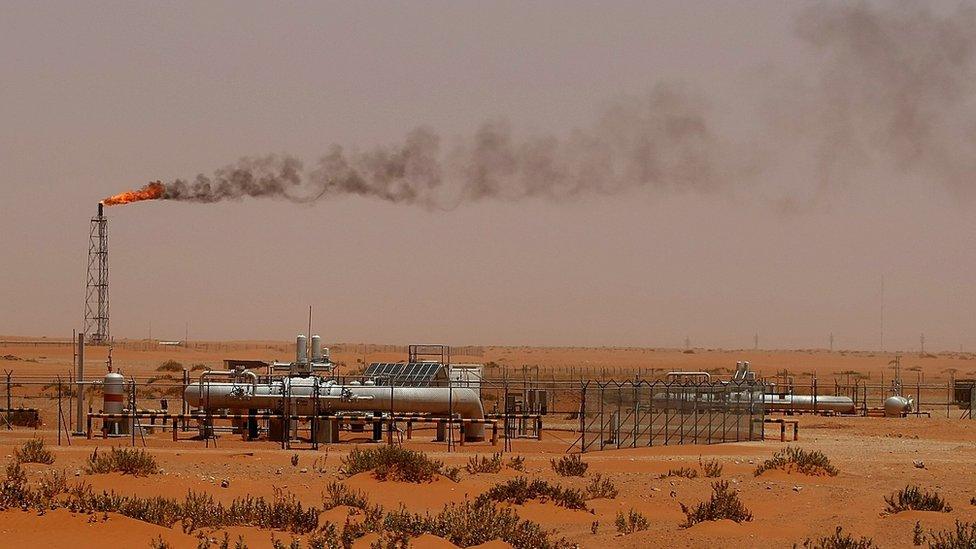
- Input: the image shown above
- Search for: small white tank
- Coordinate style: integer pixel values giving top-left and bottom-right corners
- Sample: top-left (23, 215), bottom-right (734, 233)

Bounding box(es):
top-left (296, 335), bottom-right (308, 363)
top-left (311, 335), bottom-right (323, 362)
top-left (884, 395), bottom-right (913, 417)
top-left (103, 371), bottom-right (127, 435)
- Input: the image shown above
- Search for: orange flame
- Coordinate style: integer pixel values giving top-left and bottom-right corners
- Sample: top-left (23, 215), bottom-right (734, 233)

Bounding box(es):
top-left (101, 181), bottom-right (165, 206)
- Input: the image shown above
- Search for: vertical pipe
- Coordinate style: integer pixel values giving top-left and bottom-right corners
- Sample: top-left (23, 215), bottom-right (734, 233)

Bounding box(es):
top-left (4, 371), bottom-right (10, 430)
top-left (74, 333), bottom-right (85, 434)
top-left (57, 378), bottom-right (63, 446)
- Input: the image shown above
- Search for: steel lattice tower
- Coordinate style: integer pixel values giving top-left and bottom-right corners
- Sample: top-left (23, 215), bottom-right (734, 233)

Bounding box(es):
top-left (84, 203), bottom-right (109, 345)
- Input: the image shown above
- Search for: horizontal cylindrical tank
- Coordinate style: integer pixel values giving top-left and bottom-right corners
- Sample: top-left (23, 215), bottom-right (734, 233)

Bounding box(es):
top-left (884, 395), bottom-right (913, 417)
top-left (762, 394), bottom-right (856, 414)
top-left (184, 378), bottom-right (486, 441)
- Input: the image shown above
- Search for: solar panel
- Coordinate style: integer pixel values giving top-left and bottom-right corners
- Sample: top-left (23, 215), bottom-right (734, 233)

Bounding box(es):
top-left (364, 362), bottom-right (445, 387)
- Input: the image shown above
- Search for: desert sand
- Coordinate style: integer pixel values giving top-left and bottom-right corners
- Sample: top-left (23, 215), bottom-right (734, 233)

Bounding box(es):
top-left (1, 340), bottom-right (974, 548)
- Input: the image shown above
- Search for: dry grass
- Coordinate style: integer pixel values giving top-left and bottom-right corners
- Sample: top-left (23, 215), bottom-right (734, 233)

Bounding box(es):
top-left (884, 485), bottom-right (952, 513)
top-left (754, 447), bottom-right (839, 477)
top-left (85, 447), bottom-right (159, 476)
top-left (550, 454), bottom-right (588, 477)
top-left (680, 480), bottom-right (753, 528)
top-left (14, 438), bottom-right (55, 465)
top-left (507, 455), bottom-right (525, 471)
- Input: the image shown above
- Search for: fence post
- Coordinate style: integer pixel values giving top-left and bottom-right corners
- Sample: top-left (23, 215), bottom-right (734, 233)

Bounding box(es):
top-left (579, 381), bottom-right (586, 453)
top-left (4, 371), bottom-right (10, 430)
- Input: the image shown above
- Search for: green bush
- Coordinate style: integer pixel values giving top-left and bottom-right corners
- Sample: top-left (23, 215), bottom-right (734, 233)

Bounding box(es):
top-left (14, 438), bottom-right (55, 465)
top-left (680, 480), bottom-right (753, 527)
top-left (615, 509), bottom-right (649, 534)
top-left (884, 485), bottom-right (952, 513)
top-left (550, 454), bottom-right (588, 477)
top-left (754, 447), bottom-right (839, 477)
top-left (86, 447), bottom-right (159, 476)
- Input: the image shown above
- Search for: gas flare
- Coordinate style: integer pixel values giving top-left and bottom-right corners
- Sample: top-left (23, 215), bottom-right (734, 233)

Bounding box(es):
top-left (101, 181), bottom-right (165, 206)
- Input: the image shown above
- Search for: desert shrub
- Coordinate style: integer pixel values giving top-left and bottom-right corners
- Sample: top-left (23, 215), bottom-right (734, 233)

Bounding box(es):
top-left (190, 363), bottom-right (210, 371)
top-left (340, 446), bottom-right (454, 483)
top-left (477, 477), bottom-right (586, 510)
top-left (14, 438), bottom-right (55, 465)
top-left (322, 482), bottom-right (369, 510)
top-left (550, 454), bottom-right (588, 477)
top-left (914, 521), bottom-right (925, 546)
top-left (700, 458), bottom-right (723, 478)
top-left (507, 455), bottom-right (525, 471)
top-left (86, 447), bottom-right (159, 476)
top-left (615, 508), bottom-right (649, 534)
top-left (291, 454), bottom-right (300, 467)
top-left (585, 473), bottom-right (618, 499)
top-left (884, 485), bottom-right (952, 513)
top-left (0, 467), bottom-right (575, 548)
top-left (38, 469), bottom-right (68, 500)
top-left (754, 447), bottom-right (839, 477)
top-left (680, 480), bottom-right (753, 527)
top-left (382, 499), bottom-right (568, 548)
top-left (0, 460), bottom-right (31, 509)
top-left (466, 453), bottom-right (502, 474)
top-left (928, 521), bottom-right (976, 549)
top-left (660, 467), bottom-right (698, 479)
top-left (157, 360), bottom-right (183, 372)
top-left (799, 526), bottom-right (876, 549)
top-left (149, 536), bottom-right (173, 549)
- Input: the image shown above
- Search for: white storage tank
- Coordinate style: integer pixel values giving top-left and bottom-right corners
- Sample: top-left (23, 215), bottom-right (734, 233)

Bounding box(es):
top-left (884, 395), bottom-right (913, 417)
top-left (103, 371), bottom-right (128, 435)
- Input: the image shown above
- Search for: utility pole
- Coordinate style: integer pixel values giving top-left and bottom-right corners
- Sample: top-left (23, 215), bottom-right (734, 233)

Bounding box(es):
top-left (880, 275), bottom-right (885, 353)
top-left (920, 333), bottom-right (925, 356)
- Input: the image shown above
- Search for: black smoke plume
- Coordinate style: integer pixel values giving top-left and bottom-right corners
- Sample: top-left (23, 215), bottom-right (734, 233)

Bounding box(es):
top-left (158, 2), bottom-right (976, 208)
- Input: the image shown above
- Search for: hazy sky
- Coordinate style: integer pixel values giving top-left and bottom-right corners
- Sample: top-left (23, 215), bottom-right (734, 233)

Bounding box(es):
top-left (2, 1), bottom-right (974, 351)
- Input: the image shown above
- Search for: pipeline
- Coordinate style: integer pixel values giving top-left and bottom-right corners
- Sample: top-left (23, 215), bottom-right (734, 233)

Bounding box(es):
top-left (184, 376), bottom-right (486, 441)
